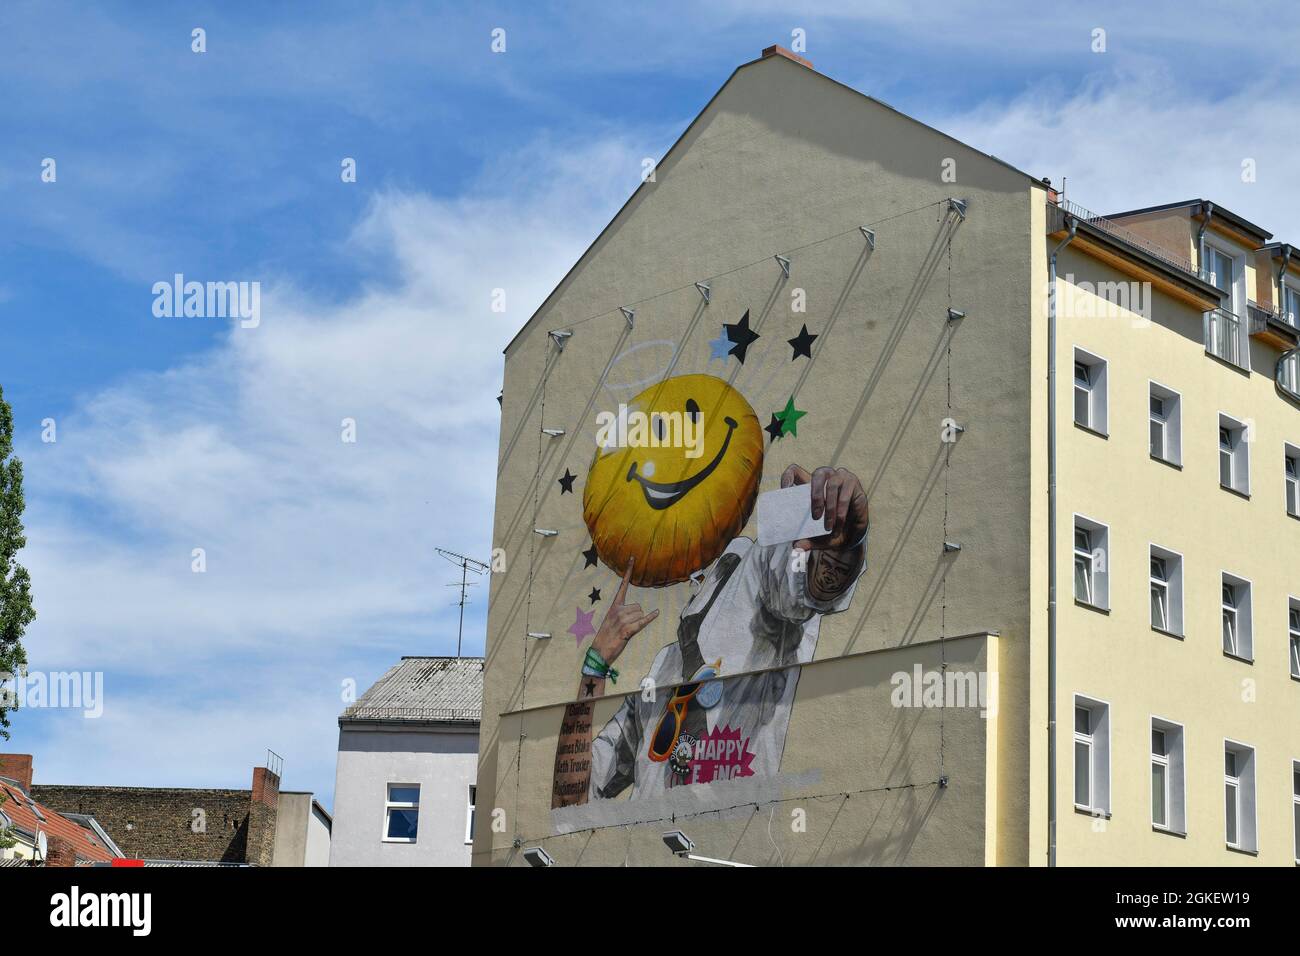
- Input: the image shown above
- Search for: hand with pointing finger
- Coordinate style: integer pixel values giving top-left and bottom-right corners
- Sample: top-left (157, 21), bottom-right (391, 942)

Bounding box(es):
top-left (592, 558), bottom-right (660, 667)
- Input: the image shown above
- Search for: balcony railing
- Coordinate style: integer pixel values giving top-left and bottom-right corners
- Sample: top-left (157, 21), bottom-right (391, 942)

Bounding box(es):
top-left (1207, 308), bottom-right (1242, 366)
top-left (1057, 199), bottom-right (1197, 276)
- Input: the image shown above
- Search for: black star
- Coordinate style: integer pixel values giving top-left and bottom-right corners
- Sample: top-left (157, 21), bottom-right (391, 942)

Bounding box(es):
top-left (787, 324), bottom-right (818, 360)
top-left (588, 587), bottom-right (601, 605)
top-left (723, 309), bottom-right (760, 364)
top-left (557, 468), bottom-right (576, 494)
top-left (583, 680), bottom-right (597, 697)
top-left (765, 413), bottom-right (784, 442)
top-left (582, 544), bottom-right (599, 568)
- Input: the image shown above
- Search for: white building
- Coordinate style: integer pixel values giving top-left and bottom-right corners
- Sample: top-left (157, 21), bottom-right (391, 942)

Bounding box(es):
top-left (329, 656), bottom-right (481, 867)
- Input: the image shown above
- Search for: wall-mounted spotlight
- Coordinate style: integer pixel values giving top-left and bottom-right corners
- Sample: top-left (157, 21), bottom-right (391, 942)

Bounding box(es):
top-left (522, 846), bottom-right (555, 868)
top-left (534, 528), bottom-right (558, 537)
top-left (620, 307), bottom-right (635, 329)
top-left (859, 226), bottom-right (876, 249)
top-left (695, 281), bottom-right (711, 304)
top-left (946, 308), bottom-right (966, 322)
top-left (541, 427), bottom-right (565, 437)
top-left (774, 254), bottom-right (791, 278)
top-left (948, 197), bottom-right (969, 220)
top-left (943, 541), bottom-right (962, 554)
top-left (548, 329), bottom-right (573, 350)
top-left (662, 830), bottom-right (695, 856)
top-left (527, 631), bottom-right (552, 640)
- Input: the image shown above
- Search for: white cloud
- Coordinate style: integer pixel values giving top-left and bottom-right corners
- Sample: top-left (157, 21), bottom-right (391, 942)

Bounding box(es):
top-left (14, 134), bottom-right (645, 803)
top-left (939, 69), bottom-right (1300, 238)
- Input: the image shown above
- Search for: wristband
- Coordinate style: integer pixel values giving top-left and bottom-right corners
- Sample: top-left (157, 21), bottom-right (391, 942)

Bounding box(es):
top-left (581, 647), bottom-right (618, 684)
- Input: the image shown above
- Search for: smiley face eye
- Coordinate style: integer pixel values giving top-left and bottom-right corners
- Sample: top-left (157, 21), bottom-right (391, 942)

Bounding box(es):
top-left (686, 398), bottom-right (701, 423)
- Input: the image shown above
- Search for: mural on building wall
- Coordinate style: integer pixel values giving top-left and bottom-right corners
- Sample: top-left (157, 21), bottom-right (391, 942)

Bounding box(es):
top-left (551, 318), bottom-right (871, 806)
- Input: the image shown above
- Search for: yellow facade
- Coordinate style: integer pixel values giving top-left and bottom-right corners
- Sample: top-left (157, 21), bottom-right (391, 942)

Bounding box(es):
top-left (1044, 200), bottom-right (1300, 865)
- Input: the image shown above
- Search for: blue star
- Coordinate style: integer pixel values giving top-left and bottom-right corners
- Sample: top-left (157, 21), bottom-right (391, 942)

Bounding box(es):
top-left (708, 331), bottom-right (733, 361)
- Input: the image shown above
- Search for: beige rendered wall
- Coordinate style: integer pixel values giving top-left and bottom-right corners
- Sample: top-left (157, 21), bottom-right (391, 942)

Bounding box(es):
top-left (1052, 243), bottom-right (1300, 865)
top-left (485, 634), bottom-right (996, 866)
top-left (477, 54), bottom-right (1042, 864)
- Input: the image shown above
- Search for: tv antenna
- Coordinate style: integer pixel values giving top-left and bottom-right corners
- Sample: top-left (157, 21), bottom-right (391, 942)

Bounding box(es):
top-left (436, 548), bottom-right (490, 657)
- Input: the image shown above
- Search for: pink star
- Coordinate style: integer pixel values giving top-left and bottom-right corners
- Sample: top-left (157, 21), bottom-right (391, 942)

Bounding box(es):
top-left (568, 606), bottom-right (597, 644)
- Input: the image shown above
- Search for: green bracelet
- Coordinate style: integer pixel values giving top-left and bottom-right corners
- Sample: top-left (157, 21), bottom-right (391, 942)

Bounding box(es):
top-left (582, 647), bottom-right (618, 684)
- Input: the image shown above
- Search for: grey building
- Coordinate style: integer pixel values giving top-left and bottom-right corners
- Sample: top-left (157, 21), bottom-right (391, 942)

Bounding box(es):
top-left (330, 656), bottom-right (481, 867)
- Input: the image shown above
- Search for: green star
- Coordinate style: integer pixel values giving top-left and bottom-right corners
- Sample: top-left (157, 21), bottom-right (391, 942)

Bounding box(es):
top-left (777, 396), bottom-right (807, 437)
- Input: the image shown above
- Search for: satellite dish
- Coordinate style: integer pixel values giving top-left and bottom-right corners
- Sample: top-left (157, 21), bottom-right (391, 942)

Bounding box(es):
top-left (36, 830), bottom-right (47, 860)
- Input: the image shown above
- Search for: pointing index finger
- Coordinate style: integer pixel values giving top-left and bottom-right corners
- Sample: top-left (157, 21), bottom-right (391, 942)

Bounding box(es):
top-left (613, 557), bottom-right (634, 606)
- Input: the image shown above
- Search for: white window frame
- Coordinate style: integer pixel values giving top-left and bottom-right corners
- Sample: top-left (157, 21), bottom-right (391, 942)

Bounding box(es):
top-left (1289, 598), bottom-right (1300, 680)
top-left (1149, 718), bottom-right (1185, 835)
top-left (1221, 571), bottom-right (1254, 661)
top-left (1073, 347), bottom-right (1109, 435)
top-left (1073, 515), bottom-right (1110, 610)
top-left (1292, 759), bottom-right (1299, 865)
top-left (383, 782), bottom-right (421, 844)
top-left (1148, 381), bottom-right (1182, 465)
top-left (465, 784), bottom-right (477, 845)
top-left (1073, 694), bottom-right (1111, 815)
top-left (1204, 241), bottom-right (1247, 366)
top-left (1283, 277), bottom-right (1300, 329)
top-left (1286, 444), bottom-right (1300, 517)
top-left (1223, 740), bottom-right (1257, 853)
top-left (1149, 544), bottom-right (1183, 636)
top-left (1218, 413), bottom-right (1250, 496)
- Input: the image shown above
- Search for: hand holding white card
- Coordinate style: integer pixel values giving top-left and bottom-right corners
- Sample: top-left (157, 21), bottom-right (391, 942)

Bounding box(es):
top-left (756, 484), bottom-right (826, 547)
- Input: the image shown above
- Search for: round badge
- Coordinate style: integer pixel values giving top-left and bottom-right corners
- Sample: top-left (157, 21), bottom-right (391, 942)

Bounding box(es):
top-left (695, 680), bottom-right (723, 709)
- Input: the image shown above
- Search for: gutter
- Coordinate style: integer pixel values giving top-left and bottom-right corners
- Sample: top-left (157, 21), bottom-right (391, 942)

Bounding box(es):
top-left (1047, 215), bottom-right (1076, 869)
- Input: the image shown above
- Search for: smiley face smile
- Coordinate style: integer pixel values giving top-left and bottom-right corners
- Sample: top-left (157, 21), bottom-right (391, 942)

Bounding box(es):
top-left (625, 416), bottom-right (738, 510)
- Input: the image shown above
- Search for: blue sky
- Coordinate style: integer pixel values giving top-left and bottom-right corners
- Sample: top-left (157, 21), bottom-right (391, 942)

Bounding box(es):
top-left (2, 1), bottom-right (1299, 810)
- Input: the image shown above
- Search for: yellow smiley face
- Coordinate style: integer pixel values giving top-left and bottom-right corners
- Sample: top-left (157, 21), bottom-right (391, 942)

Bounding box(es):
top-left (583, 373), bottom-right (764, 587)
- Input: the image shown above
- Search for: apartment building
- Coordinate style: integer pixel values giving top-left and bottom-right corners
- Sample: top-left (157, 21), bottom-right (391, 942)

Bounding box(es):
top-left (474, 45), bottom-right (1300, 866)
top-left (330, 657), bottom-right (480, 866)
top-left (1053, 200), bottom-right (1300, 865)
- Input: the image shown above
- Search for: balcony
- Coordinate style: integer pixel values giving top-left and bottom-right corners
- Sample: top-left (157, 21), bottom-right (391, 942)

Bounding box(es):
top-left (1207, 308), bottom-right (1243, 366)
top-left (1247, 300), bottom-right (1300, 350)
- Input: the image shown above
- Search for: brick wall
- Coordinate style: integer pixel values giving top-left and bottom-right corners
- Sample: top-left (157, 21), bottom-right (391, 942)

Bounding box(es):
top-left (33, 784), bottom-right (254, 863)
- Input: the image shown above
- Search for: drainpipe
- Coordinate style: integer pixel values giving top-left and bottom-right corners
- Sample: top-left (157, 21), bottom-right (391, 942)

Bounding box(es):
top-left (1047, 215), bottom-right (1076, 869)
top-left (1276, 244), bottom-right (1292, 316)
top-left (1196, 201), bottom-right (1214, 278)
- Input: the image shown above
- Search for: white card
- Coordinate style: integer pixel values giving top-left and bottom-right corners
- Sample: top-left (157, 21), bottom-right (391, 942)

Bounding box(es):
top-left (756, 484), bottom-right (826, 547)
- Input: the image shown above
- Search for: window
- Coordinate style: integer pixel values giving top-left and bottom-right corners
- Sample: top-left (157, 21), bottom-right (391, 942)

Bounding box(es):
top-left (1073, 516), bottom-right (1109, 609)
top-left (1149, 546), bottom-right (1183, 635)
top-left (1221, 572), bottom-right (1253, 660)
top-left (1293, 761), bottom-right (1299, 864)
top-left (1218, 414), bottom-right (1250, 496)
top-left (1205, 246), bottom-right (1242, 364)
top-left (1073, 696), bottom-right (1110, 814)
top-left (1223, 741), bottom-right (1257, 852)
top-left (1150, 719), bottom-right (1186, 834)
top-left (1287, 446), bottom-right (1300, 517)
top-left (465, 784), bottom-right (477, 845)
top-left (384, 783), bottom-right (420, 843)
top-left (1073, 348), bottom-right (1108, 434)
top-left (1284, 282), bottom-right (1300, 329)
top-left (1281, 352), bottom-right (1300, 398)
top-left (1148, 382), bottom-right (1182, 465)
top-left (1289, 600), bottom-right (1300, 679)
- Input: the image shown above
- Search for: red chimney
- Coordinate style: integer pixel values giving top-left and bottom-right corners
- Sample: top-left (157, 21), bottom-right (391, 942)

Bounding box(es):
top-left (45, 834), bottom-right (77, 867)
top-left (251, 766), bottom-right (280, 807)
top-left (0, 754), bottom-right (33, 792)
top-left (761, 44), bottom-right (814, 70)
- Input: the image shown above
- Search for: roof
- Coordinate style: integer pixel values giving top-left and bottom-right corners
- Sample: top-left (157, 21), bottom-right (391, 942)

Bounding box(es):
top-left (0, 777), bottom-right (116, 864)
top-left (340, 656), bottom-right (483, 724)
top-left (503, 46), bottom-right (1049, 357)
top-left (1105, 199), bottom-right (1273, 244)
